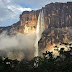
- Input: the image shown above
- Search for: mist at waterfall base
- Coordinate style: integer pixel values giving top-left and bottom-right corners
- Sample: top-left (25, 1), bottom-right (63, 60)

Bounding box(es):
top-left (0, 31), bottom-right (36, 61)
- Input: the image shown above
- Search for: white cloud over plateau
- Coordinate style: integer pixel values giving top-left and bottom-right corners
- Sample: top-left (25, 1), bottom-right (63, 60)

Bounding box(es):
top-left (0, 0), bottom-right (32, 26)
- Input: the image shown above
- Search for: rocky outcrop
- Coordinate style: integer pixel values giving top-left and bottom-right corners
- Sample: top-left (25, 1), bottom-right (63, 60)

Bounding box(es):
top-left (19, 10), bottom-right (40, 33)
top-left (0, 21), bottom-right (20, 35)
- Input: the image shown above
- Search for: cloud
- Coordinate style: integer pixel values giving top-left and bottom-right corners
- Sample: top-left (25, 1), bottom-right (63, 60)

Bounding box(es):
top-left (0, 0), bottom-right (32, 26)
top-left (0, 31), bottom-right (36, 60)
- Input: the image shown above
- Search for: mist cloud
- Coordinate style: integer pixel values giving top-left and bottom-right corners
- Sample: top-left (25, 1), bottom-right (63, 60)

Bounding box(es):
top-left (0, 31), bottom-right (36, 61)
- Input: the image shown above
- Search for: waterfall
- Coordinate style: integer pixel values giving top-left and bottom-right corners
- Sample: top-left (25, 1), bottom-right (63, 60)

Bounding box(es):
top-left (41, 10), bottom-right (45, 33)
top-left (34, 10), bottom-right (45, 57)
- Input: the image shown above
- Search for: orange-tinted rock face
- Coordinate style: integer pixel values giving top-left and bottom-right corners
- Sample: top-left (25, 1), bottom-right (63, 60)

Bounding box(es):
top-left (19, 11), bottom-right (40, 33)
top-left (28, 11), bottom-right (37, 27)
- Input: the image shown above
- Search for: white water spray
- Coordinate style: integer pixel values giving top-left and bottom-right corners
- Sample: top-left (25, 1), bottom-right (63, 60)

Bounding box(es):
top-left (34, 10), bottom-right (45, 57)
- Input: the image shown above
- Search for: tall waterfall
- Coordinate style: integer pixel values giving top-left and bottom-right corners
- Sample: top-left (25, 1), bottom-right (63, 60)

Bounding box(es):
top-left (34, 10), bottom-right (45, 57)
top-left (41, 10), bottom-right (45, 33)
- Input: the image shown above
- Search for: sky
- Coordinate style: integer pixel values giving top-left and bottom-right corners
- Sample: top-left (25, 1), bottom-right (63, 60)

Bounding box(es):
top-left (0, 0), bottom-right (72, 27)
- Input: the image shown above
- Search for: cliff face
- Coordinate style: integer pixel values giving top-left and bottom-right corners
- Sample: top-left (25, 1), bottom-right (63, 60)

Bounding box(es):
top-left (19, 2), bottom-right (72, 54)
top-left (44, 2), bottom-right (72, 28)
top-left (19, 10), bottom-right (40, 33)
top-left (19, 2), bottom-right (72, 33)
top-left (0, 2), bottom-right (72, 53)
top-left (38, 2), bottom-right (72, 53)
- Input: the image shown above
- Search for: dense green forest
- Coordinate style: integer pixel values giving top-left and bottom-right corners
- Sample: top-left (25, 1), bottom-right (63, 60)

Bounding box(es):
top-left (0, 42), bottom-right (72, 72)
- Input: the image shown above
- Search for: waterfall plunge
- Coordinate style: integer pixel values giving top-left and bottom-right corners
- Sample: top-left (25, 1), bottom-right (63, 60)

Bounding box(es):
top-left (34, 10), bottom-right (45, 57)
